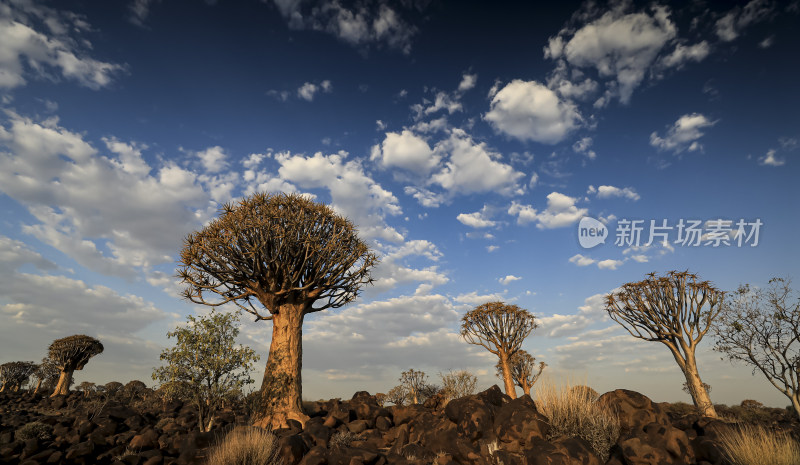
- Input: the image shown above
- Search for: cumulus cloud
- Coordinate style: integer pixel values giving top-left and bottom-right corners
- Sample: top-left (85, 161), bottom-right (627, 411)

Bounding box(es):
top-left (297, 80), bottom-right (332, 101)
top-left (509, 192), bottom-right (587, 229)
top-left (572, 136), bottom-right (597, 159)
top-left (371, 129), bottom-right (439, 176)
top-left (715, 0), bottom-right (774, 42)
top-left (544, 3), bottom-right (679, 104)
top-left (0, 2), bottom-right (125, 89)
top-left (538, 292), bottom-right (610, 338)
top-left (484, 80), bottom-right (581, 144)
top-left (591, 185), bottom-right (640, 201)
top-left (569, 254), bottom-right (596, 267)
top-left (456, 205), bottom-right (496, 228)
top-left (650, 113), bottom-right (716, 153)
top-left (271, 0), bottom-right (419, 54)
top-left (758, 148), bottom-right (785, 166)
top-left (194, 146), bottom-right (229, 173)
top-left (458, 73), bottom-right (477, 92)
top-left (499, 275), bottom-right (521, 286)
top-left (455, 291), bottom-right (507, 306)
top-left (658, 41), bottom-right (710, 69)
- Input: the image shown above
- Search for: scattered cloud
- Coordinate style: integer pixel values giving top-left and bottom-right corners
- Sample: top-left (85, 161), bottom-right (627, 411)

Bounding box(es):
top-left (591, 185), bottom-right (640, 201)
top-left (572, 137), bottom-right (596, 159)
top-left (538, 292), bottom-right (609, 338)
top-left (498, 275), bottom-right (521, 286)
top-left (715, 0), bottom-right (775, 42)
top-left (758, 148), bottom-right (785, 166)
top-left (569, 254), bottom-right (596, 267)
top-left (371, 130), bottom-right (438, 176)
top-left (458, 73), bottom-right (477, 92)
top-left (456, 205), bottom-right (496, 228)
top-left (509, 192), bottom-right (587, 229)
top-left (297, 80), bottom-right (333, 101)
top-left (650, 113), bottom-right (716, 153)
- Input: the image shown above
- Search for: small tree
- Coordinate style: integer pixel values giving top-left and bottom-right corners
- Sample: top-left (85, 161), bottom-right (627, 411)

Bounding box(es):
top-left (153, 311), bottom-right (260, 432)
top-left (440, 369), bottom-right (477, 403)
top-left (0, 361), bottom-right (37, 392)
top-left (495, 350), bottom-right (546, 396)
top-left (178, 192), bottom-right (377, 428)
top-left (78, 381), bottom-right (96, 398)
top-left (713, 277), bottom-right (800, 418)
top-left (460, 301), bottom-right (537, 399)
top-left (606, 271), bottom-right (721, 417)
top-left (104, 381), bottom-right (124, 398)
top-left (48, 335), bottom-right (103, 397)
top-left (399, 369), bottom-right (428, 405)
top-left (31, 358), bottom-right (60, 395)
top-left (122, 380), bottom-right (148, 403)
top-left (385, 385), bottom-right (408, 406)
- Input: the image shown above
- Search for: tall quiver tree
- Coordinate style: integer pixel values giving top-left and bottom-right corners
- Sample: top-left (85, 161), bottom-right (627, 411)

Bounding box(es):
top-left (48, 335), bottom-right (104, 397)
top-left (178, 192), bottom-right (378, 429)
top-left (461, 301), bottom-right (537, 399)
top-left (606, 271), bottom-right (721, 417)
top-left (32, 357), bottom-right (60, 395)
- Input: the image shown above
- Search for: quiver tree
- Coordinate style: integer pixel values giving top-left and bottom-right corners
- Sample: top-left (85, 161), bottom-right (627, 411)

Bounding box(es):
top-left (47, 335), bottom-right (103, 397)
top-left (31, 357), bottom-right (60, 395)
top-left (399, 369), bottom-right (428, 404)
top-left (712, 277), bottom-right (800, 418)
top-left (178, 192), bottom-right (378, 429)
top-left (495, 350), bottom-right (546, 396)
top-left (606, 270), bottom-right (721, 417)
top-left (460, 301), bottom-right (537, 399)
top-left (104, 381), bottom-right (123, 398)
top-left (122, 380), bottom-right (148, 403)
top-left (152, 311), bottom-right (259, 432)
top-left (0, 361), bottom-right (36, 392)
top-left (439, 369), bottom-right (478, 403)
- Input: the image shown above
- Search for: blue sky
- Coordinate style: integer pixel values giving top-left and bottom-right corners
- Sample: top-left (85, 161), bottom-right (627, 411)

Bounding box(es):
top-left (1, 0), bottom-right (798, 407)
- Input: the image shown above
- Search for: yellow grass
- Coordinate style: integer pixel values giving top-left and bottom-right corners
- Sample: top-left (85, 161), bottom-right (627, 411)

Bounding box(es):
top-left (718, 424), bottom-right (800, 465)
top-left (534, 377), bottom-right (620, 462)
top-left (205, 426), bottom-right (281, 465)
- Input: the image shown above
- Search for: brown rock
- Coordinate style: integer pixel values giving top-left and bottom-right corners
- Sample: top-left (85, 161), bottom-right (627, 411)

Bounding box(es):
top-left (597, 390), bottom-right (670, 433)
top-left (279, 434), bottom-right (310, 465)
top-left (130, 427), bottom-right (159, 449)
top-left (299, 445), bottom-right (329, 465)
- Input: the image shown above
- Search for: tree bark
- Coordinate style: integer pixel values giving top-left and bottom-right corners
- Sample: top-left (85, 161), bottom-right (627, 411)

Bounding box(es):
top-left (51, 369), bottom-right (74, 397)
top-left (521, 381), bottom-right (531, 397)
top-left (682, 353), bottom-right (716, 417)
top-left (252, 303), bottom-right (309, 430)
top-left (33, 379), bottom-right (42, 396)
top-left (789, 392), bottom-right (800, 420)
top-left (499, 353), bottom-right (517, 399)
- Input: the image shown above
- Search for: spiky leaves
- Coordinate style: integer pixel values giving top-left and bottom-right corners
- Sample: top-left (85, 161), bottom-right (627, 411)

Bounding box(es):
top-left (47, 335), bottom-right (103, 397)
top-left (495, 350), bottom-right (546, 396)
top-left (177, 192), bottom-right (377, 429)
top-left (712, 277), bottom-right (800, 418)
top-left (153, 311), bottom-right (259, 432)
top-left (0, 361), bottom-right (37, 392)
top-left (606, 270), bottom-right (721, 417)
top-left (461, 301), bottom-right (537, 399)
top-left (177, 192), bottom-right (378, 319)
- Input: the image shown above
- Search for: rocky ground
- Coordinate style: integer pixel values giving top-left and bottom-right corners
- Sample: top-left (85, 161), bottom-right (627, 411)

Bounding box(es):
top-left (1, 387), bottom-right (798, 465)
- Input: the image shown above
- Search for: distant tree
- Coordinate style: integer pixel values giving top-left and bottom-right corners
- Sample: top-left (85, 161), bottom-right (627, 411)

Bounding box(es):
top-left (399, 369), bottom-right (428, 405)
top-left (48, 335), bottom-right (103, 397)
top-left (740, 399), bottom-right (763, 410)
top-left (153, 311), bottom-right (260, 432)
top-left (440, 369), bottom-right (478, 403)
top-left (103, 381), bottom-right (124, 398)
top-left (122, 380), bottom-right (148, 403)
top-left (606, 271), bottom-right (721, 417)
top-left (713, 277), bottom-right (800, 418)
top-left (495, 350), bottom-right (546, 396)
top-left (31, 357), bottom-right (60, 395)
top-left (0, 361), bottom-right (37, 392)
top-left (385, 385), bottom-right (408, 406)
top-left (178, 192), bottom-right (377, 429)
top-left (374, 393), bottom-right (387, 407)
top-left (460, 301), bottom-right (537, 399)
top-left (77, 381), bottom-right (96, 398)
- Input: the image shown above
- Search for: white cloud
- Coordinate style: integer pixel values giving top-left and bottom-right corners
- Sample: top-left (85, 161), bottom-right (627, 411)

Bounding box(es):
top-left (595, 185), bottom-right (640, 201)
top-left (569, 254), bottom-right (596, 267)
top-left (544, 4), bottom-right (677, 104)
top-left (297, 80), bottom-right (332, 101)
top-left (498, 275), bottom-right (522, 286)
top-left (572, 136), bottom-right (597, 159)
top-left (431, 129), bottom-right (525, 196)
top-left (366, 240), bottom-right (448, 296)
top-left (650, 113), bottom-right (716, 153)
top-left (659, 41), bottom-right (710, 69)
top-left (486, 245), bottom-right (499, 252)
top-left (758, 149), bottom-right (785, 166)
top-left (715, 0), bottom-right (774, 42)
top-left (372, 130), bottom-right (439, 176)
top-left (458, 73), bottom-right (477, 92)
top-left (403, 186), bottom-right (446, 208)
top-left (538, 292), bottom-right (609, 338)
top-left (455, 291), bottom-right (506, 306)
top-left (509, 192), bottom-right (587, 229)
top-left (597, 259), bottom-right (623, 270)
top-left (195, 145), bottom-right (229, 173)
top-left (0, 3), bottom-right (124, 89)
top-left (484, 80), bottom-right (581, 144)
top-left (456, 205), bottom-right (496, 228)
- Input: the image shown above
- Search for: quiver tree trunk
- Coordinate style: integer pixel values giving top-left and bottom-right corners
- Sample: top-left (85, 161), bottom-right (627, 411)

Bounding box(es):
top-left (252, 304), bottom-right (309, 429)
top-left (681, 353), bottom-right (716, 417)
top-left (499, 354), bottom-right (517, 399)
top-left (51, 368), bottom-right (73, 397)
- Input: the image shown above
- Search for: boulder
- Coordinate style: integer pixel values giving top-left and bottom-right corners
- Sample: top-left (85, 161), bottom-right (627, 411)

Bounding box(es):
top-left (524, 436), bottom-right (602, 465)
top-left (597, 390), bottom-right (670, 433)
top-left (493, 394), bottom-right (549, 449)
top-left (443, 385), bottom-right (509, 442)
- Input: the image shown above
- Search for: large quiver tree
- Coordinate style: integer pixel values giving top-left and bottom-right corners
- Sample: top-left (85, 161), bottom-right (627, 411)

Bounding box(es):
top-left (48, 335), bottom-right (104, 397)
top-left (460, 301), bottom-right (537, 399)
top-left (178, 192), bottom-right (378, 429)
top-left (606, 270), bottom-right (721, 417)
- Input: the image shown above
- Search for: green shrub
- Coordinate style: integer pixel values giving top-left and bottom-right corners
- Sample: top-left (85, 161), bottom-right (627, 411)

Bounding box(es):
top-left (206, 426), bottom-right (280, 465)
top-left (16, 421), bottom-right (53, 441)
top-left (535, 379), bottom-right (619, 462)
top-left (718, 424), bottom-right (800, 465)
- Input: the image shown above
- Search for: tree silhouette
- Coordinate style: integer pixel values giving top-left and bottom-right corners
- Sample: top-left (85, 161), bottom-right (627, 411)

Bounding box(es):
top-left (606, 271), bottom-right (721, 417)
top-left (460, 301), bottom-right (537, 399)
top-left (31, 357), bottom-right (60, 396)
top-left (495, 350), bottom-right (546, 396)
top-left (0, 361), bottom-right (36, 392)
top-left (178, 192), bottom-right (377, 428)
top-left (48, 335), bottom-right (103, 397)
top-left (713, 277), bottom-right (800, 418)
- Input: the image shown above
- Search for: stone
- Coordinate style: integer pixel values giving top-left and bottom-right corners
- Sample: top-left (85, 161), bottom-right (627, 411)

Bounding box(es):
top-left (64, 440), bottom-right (94, 460)
top-left (597, 390), bottom-right (671, 434)
top-left (279, 434), bottom-right (310, 465)
top-left (299, 445), bottom-right (329, 465)
top-left (130, 427), bottom-right (160, 449)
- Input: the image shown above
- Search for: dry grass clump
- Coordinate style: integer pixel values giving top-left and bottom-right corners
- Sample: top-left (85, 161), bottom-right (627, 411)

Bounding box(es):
top-left (206, 426), bottom-right (280, 465)
top-left (535, 379), bottom-right (619, 462)
top-left (15, 421), bottom-right (53, 441)
top-left (718, 424), bottom-right (800, 465)
top-left (329, 430), bottom-right (361, 449)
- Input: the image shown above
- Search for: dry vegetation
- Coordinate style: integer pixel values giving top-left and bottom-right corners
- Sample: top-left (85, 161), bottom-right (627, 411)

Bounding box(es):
top-left (205, 426), bottom-right (281, 465)
top-left (718, 424), bottom-right (800, 465)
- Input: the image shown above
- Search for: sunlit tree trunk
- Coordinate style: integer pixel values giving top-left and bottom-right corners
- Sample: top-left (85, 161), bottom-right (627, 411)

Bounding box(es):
top-left (252, 304), bottom-right (309, 429)
top-left (51, 369), bottom-right (74, 397)
top-left (499, 353), bottom-right (517, 399)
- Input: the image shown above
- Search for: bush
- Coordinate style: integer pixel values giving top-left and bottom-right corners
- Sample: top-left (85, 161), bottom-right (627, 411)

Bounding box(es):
top-left (535, 379), bottom-right (620, 462)
top-left (206, 426), bottom-right (280, 465)
top-left (16, 421), bottom-right (53, 441)
top-left (718, 424), bottom-right (800, 465)
top-left (741, 399), bottom-right (764, 410)
top-left (329, 430), bottom-right (360, 449)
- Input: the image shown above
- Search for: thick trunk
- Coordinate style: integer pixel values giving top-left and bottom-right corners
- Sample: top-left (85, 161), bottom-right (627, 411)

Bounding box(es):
top-left (33, 379), bottom-right (42, 396)
top-left (682, 354), bottom-right (716, 418)
top-left (499, 353), bottom-right (517, 399)
top-left (789, 392), bottom-right (800, 420)
top-left (521, 380), bottom-right (531, 397)
top-left (51, 369), bottom-right (74, 397)
top-left (252, 303), bottom-right (309, 430)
